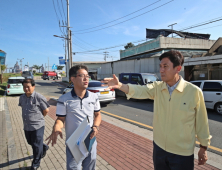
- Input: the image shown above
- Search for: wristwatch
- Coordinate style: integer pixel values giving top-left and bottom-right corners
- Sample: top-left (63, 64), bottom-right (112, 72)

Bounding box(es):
top-left (200, 144), bottom-right (207, 150)
top-left (92, 125), bottom-right (99, 131)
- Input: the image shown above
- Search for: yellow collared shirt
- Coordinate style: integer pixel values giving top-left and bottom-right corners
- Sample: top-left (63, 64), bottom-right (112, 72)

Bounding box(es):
top-left (126, 78), bottom-right (212, 156)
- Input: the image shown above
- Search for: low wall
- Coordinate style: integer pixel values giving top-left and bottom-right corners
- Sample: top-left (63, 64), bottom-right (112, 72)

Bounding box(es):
top-left (33, 76), bottom-right (42, 80)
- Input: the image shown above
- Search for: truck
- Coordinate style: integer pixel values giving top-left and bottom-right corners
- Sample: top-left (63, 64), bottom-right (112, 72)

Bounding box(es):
top-left (42, 71), bottom-right (61, 80)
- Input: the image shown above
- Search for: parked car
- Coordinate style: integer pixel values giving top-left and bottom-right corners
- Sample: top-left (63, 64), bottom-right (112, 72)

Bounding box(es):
top-left (42, 71), bottom-right (60, 80)
top-left (6, 77), bottom-right (25, 95)
top-left (116, 73), bottom-right (160, 97)
top-left (190, 80), bottom-right (222, 115)
top-left (22, 71), bottom-right (33, 79)
top-left (63, 80), bottom-right (115, 103)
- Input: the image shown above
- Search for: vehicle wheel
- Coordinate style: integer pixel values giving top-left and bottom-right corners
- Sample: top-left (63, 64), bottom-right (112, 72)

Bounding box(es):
top-left (215, 103), bottom-right (222, 115)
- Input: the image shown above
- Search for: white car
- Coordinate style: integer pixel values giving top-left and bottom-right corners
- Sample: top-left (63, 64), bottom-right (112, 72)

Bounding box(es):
top-left (63, 80), bottom-right (115, 104)
top-left (6, 77), bottom-right (25, 95)
top-left (190, 80), bottom-right (222, 115)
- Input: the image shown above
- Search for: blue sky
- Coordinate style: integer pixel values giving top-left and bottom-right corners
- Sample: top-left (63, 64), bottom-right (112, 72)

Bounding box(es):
top-left (0, 0), bottom-right (222, 70)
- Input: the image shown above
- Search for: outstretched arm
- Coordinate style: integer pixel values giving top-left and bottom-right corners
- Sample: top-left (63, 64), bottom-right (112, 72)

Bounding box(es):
top-left (46, 117), bottom-right (65, 146)
top-left (102, 74), bottom-right (129, 94)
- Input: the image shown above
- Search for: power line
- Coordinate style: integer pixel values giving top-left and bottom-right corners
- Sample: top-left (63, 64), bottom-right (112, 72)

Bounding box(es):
top-left (56, 0), bottom-right (66, 21)
top-left (73, 39), bottom-right (147, 53)
top-left (179, 16), bottom-right (222, 31)
top-left (73, 35), bottom-right (98, 48)
top-left (60, 0), bottom-right (67, 23)
top-left (74, 0), bottom-right (174, 34)
top-left (73, 0), bottom-right (161, 33)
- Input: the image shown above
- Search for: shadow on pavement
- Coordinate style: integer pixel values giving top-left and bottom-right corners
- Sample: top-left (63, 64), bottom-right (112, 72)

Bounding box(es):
top-left (102, 96), bottom-right (154, 112)
top-left (48, 98), bottom-right (57, 106)
top-left (0, 155), bottom-right (33, 169)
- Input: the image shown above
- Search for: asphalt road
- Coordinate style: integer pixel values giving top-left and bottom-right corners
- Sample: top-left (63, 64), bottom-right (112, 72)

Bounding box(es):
top-left (34, 79), bottom-right (222, 153)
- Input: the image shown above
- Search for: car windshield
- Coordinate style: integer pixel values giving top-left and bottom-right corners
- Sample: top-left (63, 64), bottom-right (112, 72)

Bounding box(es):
top-left (8, 79), bottom-right (24, 84)
top-left (142, 75), bottom-right (159, 83)
top-left (22, 71), bottom-right (31, 76)
top-left (88, 82), bottom-right (103, 87)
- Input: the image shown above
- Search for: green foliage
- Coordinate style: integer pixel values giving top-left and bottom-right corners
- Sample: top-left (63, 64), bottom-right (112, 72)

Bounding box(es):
top-left (1, 65), bottom-right (6, 72)
top-left (32, 65), bottom-right (42, 73)
top-left (57, 65), bottom-right (64, 70)
top-left (124, 42), bottom-right (135, 49)
top-left (33, 70), bottom-right (36, 74)
top-left (0, 82), bottom-right (7, 97)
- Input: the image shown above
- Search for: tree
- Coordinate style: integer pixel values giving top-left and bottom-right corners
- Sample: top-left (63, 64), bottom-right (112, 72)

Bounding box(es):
top-left (32, 65), bottom-right (42, 73)
top-left (124, 42), bottom-right (135, 49)
top-left (1, 65), bottom-right (6, 73)
top-left (57, 65), bottom-right (64, 70)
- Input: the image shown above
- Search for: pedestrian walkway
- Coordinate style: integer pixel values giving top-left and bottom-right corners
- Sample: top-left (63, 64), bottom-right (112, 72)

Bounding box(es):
top-left (0, 96), bottom-right (221, 170)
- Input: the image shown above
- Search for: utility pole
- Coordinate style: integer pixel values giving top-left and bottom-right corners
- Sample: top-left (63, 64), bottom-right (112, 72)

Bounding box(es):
top-left (70, 30), bottom-right (73, 68)
top-left (168, 23), bottom-right (177, 38)
top-left (48, 57), bottom-right (49, 71)
top-left (67, 0), bottom-right (71, 74)
top-left (103, 51), bottom-right (109, 62)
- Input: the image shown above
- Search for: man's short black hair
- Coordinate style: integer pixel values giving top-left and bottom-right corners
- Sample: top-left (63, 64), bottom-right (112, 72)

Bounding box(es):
top-left (22, 79), bottom-right (35, 86)
top-left (69, 64), bottom-right (88, 78)
top-left (159, 50), bottom-right (184, 67)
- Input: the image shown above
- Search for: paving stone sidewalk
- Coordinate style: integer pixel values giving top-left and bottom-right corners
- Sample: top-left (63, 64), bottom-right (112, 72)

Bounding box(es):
top-left (0, 96), bottom-right (220, 170)
top-left (0, 97), bottom-right (113, 170)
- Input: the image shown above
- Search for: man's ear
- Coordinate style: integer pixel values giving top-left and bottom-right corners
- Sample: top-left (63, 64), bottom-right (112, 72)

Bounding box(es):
top-left (176, 65), bottom-right (182, 73)
top-left (70, 76), bottom-right (75, 82)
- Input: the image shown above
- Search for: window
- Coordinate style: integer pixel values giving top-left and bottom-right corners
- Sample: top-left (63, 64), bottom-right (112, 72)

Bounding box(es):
top-left (191, 82), bottom-right (201, 88)
top-left (88, 82), bottom-right (103, 87)
top-left (142, 75), bottom-right (159, 83)
top-left (122, 75), bottom-right (129, 81)
top-left (8, 79), bottom-right (24, 84)
top-left (131, 75), bottom-right (143, 84)
top-left (203, 82), bottom-right (222, 91)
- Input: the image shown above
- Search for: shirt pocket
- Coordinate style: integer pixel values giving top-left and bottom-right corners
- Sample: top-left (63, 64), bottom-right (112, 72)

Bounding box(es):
top-left (179, 102), bottom-right (195, 122)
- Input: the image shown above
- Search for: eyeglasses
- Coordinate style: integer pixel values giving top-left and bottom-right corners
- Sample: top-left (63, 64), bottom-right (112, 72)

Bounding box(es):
top-left (73, 74), bottom-right (91, 79)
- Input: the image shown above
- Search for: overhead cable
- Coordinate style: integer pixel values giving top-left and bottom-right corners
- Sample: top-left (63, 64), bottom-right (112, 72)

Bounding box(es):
top-left (73, 0), bottom-right (161, 32)
top-left (74, 0), bottom-right (174, 34)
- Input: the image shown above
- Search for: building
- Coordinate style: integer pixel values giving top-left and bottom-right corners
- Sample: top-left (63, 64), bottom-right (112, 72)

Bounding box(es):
top-left (0, 49), bottom-right (6, 65)
top-left (97, 29), bottom-right (218, 81)
top-left (73, 61), bottom-right (107, 80)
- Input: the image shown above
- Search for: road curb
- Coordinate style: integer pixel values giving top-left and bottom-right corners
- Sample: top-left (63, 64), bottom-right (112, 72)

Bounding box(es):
top-left (4, 97), bottom-right (20, 169)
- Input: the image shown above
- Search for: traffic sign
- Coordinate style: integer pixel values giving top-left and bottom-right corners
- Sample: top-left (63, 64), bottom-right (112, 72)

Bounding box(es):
top-left (52, 64), bottom-right (57, 70)
top-left (59, 56), bottom-right (63, 59)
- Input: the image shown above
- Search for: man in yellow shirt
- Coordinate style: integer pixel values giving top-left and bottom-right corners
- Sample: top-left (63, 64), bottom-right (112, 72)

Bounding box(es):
top-left (102, 50), bottom-right (211, 170)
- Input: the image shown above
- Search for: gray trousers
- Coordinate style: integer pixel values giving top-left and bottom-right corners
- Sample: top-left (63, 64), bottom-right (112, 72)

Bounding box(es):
top-left (66, 141), bottom-right (97, 170)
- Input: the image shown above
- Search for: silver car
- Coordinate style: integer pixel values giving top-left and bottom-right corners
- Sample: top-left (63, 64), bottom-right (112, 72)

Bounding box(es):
top-left (63, 80), bottom-right (115, 103)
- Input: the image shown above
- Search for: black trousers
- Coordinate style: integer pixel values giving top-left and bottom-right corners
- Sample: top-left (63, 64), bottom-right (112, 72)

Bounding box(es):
top-left (24, 126), bottom-right (47, 168)
top-left (153, 142), bottom-right (194, 170)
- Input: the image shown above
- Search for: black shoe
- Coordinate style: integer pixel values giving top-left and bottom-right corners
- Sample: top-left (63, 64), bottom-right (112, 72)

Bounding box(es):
top-left (42, 145), bottom-right (49, 158)
top-left (30, 166), bottom-right (39, 170)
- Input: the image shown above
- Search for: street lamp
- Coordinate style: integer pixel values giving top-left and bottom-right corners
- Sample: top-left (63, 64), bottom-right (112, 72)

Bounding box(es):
top-left (54, 34), bottom-right (72, 78)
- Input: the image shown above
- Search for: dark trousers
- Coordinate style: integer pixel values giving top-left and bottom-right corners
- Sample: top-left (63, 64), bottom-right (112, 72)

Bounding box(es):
top-left (24, 126), bottom-right (47, 168)
top-left (153, 142), bottom-right (194, 170)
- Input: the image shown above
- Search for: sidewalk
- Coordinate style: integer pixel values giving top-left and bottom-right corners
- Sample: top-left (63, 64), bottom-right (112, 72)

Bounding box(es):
top-left (0, 96), bottom-right (221, 170)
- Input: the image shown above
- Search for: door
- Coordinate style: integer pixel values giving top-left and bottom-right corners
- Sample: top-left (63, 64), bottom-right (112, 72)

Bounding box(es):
top-left (202, 82), bottom-right (222, 109)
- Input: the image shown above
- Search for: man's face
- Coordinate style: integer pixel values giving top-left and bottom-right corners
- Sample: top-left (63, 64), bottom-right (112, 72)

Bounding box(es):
top-left (70, 69), bottom-right (89, 90)
top-left (159, 57), bottom-right (181, 83)
top-left (23, 83), bottom-right (35, 96)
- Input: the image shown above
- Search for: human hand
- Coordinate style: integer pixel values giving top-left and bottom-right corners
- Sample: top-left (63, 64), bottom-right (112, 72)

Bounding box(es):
top-left (198, 147), bottom-right (208, 165)
top-left (45, 127), bottom-right (63, 146)
top-left (90, 127), bottom-right (98, 139)
top-left (101, 74), bottom-right (121, 91)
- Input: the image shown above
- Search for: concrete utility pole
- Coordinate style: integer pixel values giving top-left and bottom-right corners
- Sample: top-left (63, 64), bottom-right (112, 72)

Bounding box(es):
top-left (168, 23), bottom-right (177, 38)
top-left (103, 51), bottom-right (109, 61)
top-left (70, 30), bottom-right (73, 68)
top-left (67, 0), bottom-right (71, 73)
top-left (48, 57), bottom-right (49, 71)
